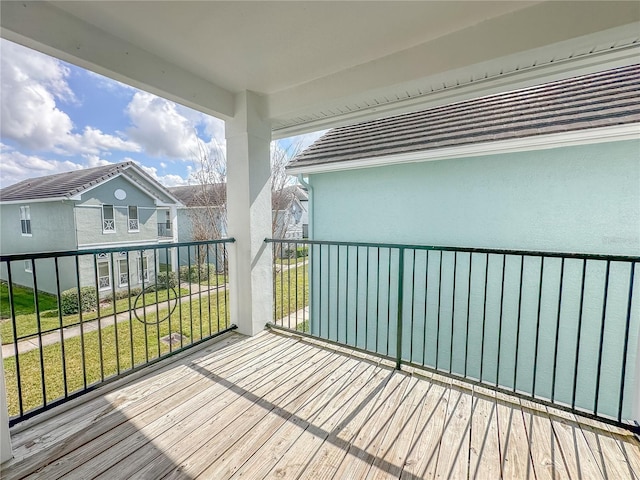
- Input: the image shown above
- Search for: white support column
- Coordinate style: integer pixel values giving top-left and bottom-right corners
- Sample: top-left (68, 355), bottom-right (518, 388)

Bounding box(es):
top-left (0, 347), bottom-right (12, 464)
top-left (170, 206), bottom-right (179, 273)
top-left (226, 91), bottom-right (273, 336)
top-left (633, 332), bottom-right (640, 424)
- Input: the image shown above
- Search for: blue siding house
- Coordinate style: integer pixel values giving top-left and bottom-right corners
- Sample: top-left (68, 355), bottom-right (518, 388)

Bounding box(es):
top-left (0, 161), bottom-right (182, 294)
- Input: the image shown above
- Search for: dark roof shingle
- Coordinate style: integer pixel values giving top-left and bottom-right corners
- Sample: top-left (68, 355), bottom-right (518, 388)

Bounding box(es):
top-left (0, 162), bottom-right (135, 202)
top-left (289, 64), bottom-right (640, 171)
top-left (169, 184), bottom-right (226, 207)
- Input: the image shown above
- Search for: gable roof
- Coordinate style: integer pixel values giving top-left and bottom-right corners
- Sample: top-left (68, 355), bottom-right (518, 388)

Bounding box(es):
top-left (288, 64), bottom-right (640, 173)
top-left (273, 185), bottom-right (308, 210)
top-left (169, 184), bottom-right (226, 207)
top-left (0, 161), bottom-right (181, 204)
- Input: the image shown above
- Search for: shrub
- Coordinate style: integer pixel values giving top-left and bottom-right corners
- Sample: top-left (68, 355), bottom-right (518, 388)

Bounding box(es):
top-left (155, 271), bottom-right (177, 289)
top-left (284, 246), bottom-right (308, 259)
top-left (179, 264), bottom-right (216, 282)
top-left (60, 286), bottom-right (97, 315)
top-left (102, 287), bottom-right (143, 302)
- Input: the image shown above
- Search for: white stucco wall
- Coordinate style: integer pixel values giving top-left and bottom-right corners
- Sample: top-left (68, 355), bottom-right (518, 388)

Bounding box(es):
top-left (307, 139), bottom-right (640, 420)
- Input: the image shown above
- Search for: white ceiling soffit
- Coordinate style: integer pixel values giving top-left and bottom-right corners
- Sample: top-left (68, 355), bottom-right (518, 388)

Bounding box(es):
top-left (1, 1), bottom-right (639, 138)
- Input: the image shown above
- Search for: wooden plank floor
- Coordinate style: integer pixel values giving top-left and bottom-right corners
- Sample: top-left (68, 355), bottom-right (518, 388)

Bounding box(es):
top-left (2, 330), bottom-right (639, 480)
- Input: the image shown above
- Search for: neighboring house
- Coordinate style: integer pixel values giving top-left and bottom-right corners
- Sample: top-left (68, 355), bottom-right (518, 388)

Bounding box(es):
top-left (272, 185), bottom-right (308, 240)
top-left (170, 183), bottom-right (308, 241)
top-left (0, 161), bottom-right (182, 295)
top-left (169, 184), bottom-right (227, 241)
top-left (288, 65), bottom-right (640, 418)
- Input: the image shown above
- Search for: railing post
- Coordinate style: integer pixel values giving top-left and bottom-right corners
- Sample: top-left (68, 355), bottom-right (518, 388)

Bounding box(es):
top-left (0, 345), bottom-right (12, 463)
top-left (396, 247), bottom-right (405, 370)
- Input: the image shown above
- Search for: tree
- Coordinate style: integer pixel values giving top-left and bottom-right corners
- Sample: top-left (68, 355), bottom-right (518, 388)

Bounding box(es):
top-left (187, 139), bottom-right (227, 242)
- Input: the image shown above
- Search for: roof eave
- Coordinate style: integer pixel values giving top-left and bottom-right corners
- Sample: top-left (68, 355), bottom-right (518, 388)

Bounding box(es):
top-left (0, 196), bottom-right (71, 205)
top-left (287, 123), bottom-right (640, 175)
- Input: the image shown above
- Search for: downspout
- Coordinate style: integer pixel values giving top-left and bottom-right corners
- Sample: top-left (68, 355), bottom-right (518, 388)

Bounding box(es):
top-left (297, 174), bottom-right (312, 240)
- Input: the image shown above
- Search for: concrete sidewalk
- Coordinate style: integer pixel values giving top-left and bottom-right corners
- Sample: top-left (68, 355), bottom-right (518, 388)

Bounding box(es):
top-left (1, 282), bottom-right (226, 358)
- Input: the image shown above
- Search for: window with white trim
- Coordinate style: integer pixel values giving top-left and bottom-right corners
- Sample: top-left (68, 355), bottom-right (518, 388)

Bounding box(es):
top-left (24, 260), bottom-right (32, 273)
top-left (138, 256), bottom-right (150, 284)
top-left (97, 260), bottom-right (111, 290)
top-left (128, 206), bottom-right (139, 232)
top-left (102, 205), bottom-right (115, 233)
top-left (118, 258), bottom-right (129, 286)
top-left (20, 206), bottom-right (32, 236)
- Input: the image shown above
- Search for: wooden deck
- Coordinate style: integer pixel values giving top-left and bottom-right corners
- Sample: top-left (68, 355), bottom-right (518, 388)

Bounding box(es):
top-left (2, 330), bottom-right (640, 479)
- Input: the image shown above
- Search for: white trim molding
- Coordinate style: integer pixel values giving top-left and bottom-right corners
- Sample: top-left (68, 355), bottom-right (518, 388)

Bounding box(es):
top-left (287, 124), bottom-right (640, 175)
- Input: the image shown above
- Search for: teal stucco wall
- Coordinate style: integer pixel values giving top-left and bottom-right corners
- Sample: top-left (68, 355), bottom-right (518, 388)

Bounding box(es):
top-left (306, 140), bottom-right (640, 420)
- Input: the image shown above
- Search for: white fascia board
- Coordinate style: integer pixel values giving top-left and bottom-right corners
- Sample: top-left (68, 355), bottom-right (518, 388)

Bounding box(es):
top-left (287, 124), bottom-right (640, 175)
top-left (0, 197), bottom-right (69, 205)
top-left (77, 239), bottom-right (160, 250)
top-left (120, 164), bottom-right (185, 206)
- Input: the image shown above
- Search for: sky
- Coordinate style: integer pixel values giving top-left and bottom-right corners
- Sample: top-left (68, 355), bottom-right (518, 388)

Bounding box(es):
top-left (0, 39), bottom-right (325, 189)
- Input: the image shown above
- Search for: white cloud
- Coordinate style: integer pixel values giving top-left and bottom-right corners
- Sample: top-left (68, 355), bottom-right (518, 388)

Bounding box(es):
top-left (0, 39), bottom-right (141, 156)
top-left (126, 92), bottom-right (201, 159)
top-left (83, 155), bottom-right (114, 168)
top-left (0, 147), bottom-right (83, 187)
top-left (136, 163), bottom-right (189, 187)
top-left (62, 127), bottom-right (140, 156)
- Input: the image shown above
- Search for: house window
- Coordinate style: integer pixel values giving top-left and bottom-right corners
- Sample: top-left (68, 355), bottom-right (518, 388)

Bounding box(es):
top-left (128, 206), bottom-right (139, 232)
top-left (24, 260), bottom-right (32, 273)
top-left (103, 205), bottom-right (115, 233)
top-left (118, 259), bottom-right (129, 286)
top-left (138, 256), bottom-right (150, 284)
top-left (20, 206), bottom-right (32, 236)
top-left (302, 224), bottom-right (309, 239)
top-left (97, 260), bottom-right (111, 290)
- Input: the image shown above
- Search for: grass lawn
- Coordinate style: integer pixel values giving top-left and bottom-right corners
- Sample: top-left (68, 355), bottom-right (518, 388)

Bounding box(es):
top-left (195, 273), bottom-right (227, 287)
top-left (3, 290), bottom-right (230, 417)
top-left (0, 282), bottom-right (58, 319)
top-left (0, 287), bottom-right (188, 345)
top-left (274, 256), bottom-right (308, 266)
top-left (273, 264), bottom-right (309, 321)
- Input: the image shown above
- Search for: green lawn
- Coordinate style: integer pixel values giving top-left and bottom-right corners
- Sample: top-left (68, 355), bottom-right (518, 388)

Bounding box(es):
top-left (3, 290), bottom-right (230, 417)
top-left (3, 265), bottom-right (306, 418)
top-left (273, 264), bottom-right (309, 320)
top-left (274, 256), bottom-right (308, 266)
top-left (195, 273), bottom-right (227, 287)
top-left (0, 287), bottom-right (188, 345)
top-left (0, 282), bottom-right (58, 319)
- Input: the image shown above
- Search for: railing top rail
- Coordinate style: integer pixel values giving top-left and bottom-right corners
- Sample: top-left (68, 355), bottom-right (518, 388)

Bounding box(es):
top-left (1, 238), bottom-right (236, 262)
top-left (265, 238), bottom-right (640, 262)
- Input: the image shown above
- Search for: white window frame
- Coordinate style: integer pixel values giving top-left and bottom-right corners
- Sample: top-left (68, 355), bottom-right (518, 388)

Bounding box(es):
top-left (97, 259), bottom-right (111, 290)
top-left (20, 206), bottom-right (32, 236)
top-left (102, 205), bottom-right (115, 233)
top-left (24, 260), bottom-right (32, 273)
top-left (138, 255), bottom-right (150, 284)
top-left (118, 258), bottom-right (129, 287)
top-left (128, 205), bottom-right (139, 232)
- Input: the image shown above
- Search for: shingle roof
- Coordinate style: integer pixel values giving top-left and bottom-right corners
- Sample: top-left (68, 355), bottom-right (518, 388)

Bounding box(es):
top-left (0, 161), bottom-right (136, 202)
top-left (272, 185), bottom-right (308, 210)
top-left (289, 64), bottom-right (640, 171)
top-left (169, 184), bottom-right (226, 207)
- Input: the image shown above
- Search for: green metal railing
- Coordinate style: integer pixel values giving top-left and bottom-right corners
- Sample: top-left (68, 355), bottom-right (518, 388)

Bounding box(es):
top-left (266, 238), bottom-right (640, 433)
top-left (1, 239), bottom-right (235, 426)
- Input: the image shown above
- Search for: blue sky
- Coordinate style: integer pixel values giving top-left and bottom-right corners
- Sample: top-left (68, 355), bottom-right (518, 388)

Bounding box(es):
top-left (0, 39), bottom-right (324, 188)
